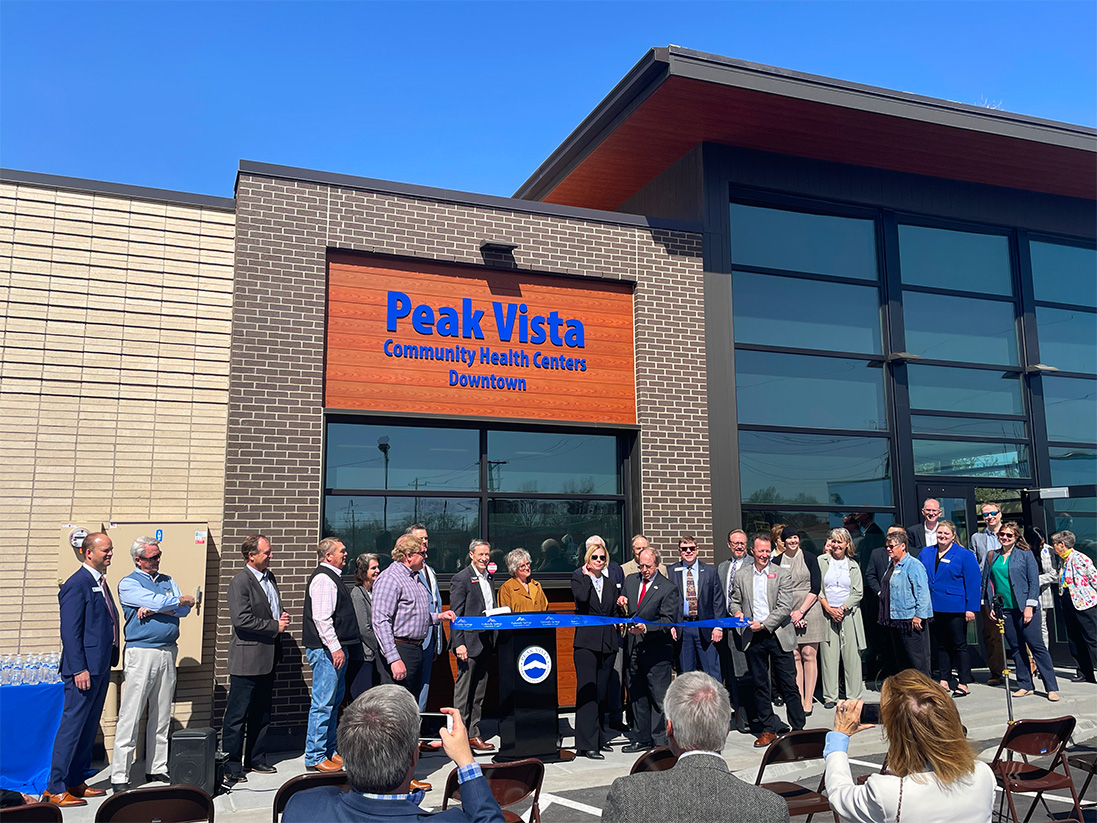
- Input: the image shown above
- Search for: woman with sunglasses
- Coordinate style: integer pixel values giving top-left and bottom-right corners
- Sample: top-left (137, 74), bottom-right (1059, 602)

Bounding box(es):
top-left (982, 522), bottom-right (1060, 701)
top-left (571, 535), bottom-right (624, 759)
top-left (1050, 530), bottom-right (1097, 683)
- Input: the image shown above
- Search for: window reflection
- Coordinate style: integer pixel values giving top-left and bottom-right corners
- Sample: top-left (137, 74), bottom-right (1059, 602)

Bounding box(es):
top-left (902, 291), bottom-right (1018, 365)
top-left (730, 204), bottom-right (878, 280)
top-left (1050, 448), bottom-right (1097, 487)
top-left (487, 430), bottom-right (619, 494)
top-left (1050, 498), bottom-right (1097, 564)
top-left (1031, 242), bottom-right (1097, 308)
top-left (910, 415), bottom-right (1026, 439)
top-left (907, 365), bottom-right (1023, 415)
top-left (1043, 376), bottom-right (1097, 444)
top-left (740, 509), bottom-right (895, 561)
top-left (326, 423), bottom-right (479, 491)
top-left (738, 431), bottom-right (892, 507)
top-left (912, 440), bottom-right (1030, 478)
top-left (322, 496), bottom-right (480, 574)
top-left (1035, 306), bottom-right (1097, 374)
top-left (487, 499), bottom-right (624, 569)
top-left (733, 272), bottom-right (882, 354)
top-left (898, 225), bottom-right (1012, 295)
top-left (735, 350), bottom-right (886, 431)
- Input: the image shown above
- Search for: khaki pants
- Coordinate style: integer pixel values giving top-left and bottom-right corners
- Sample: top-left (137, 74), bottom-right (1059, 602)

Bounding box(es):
top-left (111, 645), bottom-right (177, 782)
top-left (820, 617), bottom-right (863, 703)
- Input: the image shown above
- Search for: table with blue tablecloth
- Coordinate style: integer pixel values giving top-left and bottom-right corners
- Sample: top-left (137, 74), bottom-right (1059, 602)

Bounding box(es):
top-left (0, 682), bottom-right (64, 794)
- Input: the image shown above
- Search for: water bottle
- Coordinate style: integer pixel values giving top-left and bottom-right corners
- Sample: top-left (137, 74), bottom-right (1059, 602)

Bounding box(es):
top-left (1, 654), bottom-right (11, 685)
top-left (46, 652), bottom-right (59, 683)
top-left (12, 654), bottom-right (23, 685)
top-left (26, 654), bottom-right (39, 686)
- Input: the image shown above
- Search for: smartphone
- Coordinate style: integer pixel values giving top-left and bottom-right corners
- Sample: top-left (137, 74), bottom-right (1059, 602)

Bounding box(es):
top-left (860, 702), bottom-right (882, 724)
top-left (419, 712), bottom-right (453, 740)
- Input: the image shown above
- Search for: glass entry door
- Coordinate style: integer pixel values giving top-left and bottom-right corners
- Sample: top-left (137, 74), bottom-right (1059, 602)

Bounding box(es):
top-left (915, 484), bottom-right (1024, 548)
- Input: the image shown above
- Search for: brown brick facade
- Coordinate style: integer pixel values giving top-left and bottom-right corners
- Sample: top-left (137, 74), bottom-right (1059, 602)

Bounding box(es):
top-left (220, 169), bottom-right (709, 735)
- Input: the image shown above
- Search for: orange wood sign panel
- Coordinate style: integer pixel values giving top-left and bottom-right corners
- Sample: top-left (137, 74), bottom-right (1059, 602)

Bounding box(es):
top-left (326, 255), bottom-right (636, 425)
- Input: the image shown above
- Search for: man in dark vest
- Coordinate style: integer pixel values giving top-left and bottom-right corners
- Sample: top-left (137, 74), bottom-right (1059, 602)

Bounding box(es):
top-left (303, 537), bottom-right (360, 772)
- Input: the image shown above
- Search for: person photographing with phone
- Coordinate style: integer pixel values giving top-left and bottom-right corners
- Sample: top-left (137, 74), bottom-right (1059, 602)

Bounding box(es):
top-left (282, 687), bottom-right (504, 823)
top-left (823, 669), bottom-right (994, 823)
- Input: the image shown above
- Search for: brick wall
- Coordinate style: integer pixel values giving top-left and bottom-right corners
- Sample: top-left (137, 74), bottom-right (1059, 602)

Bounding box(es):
top-left (0, 179), bottom-right (234, 743)
top-left (223, 172), bottom-right (709, 735)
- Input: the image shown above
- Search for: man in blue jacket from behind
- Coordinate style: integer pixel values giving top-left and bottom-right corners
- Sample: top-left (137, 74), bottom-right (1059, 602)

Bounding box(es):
top-left (282, 685), bottom-right (503, 823)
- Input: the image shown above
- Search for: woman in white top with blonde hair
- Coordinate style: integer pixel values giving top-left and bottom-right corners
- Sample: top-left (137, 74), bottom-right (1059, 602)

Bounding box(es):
top-left (818, 527), bottom-right (865, 708)
top-left (824, 668), bottom-right (994, 823)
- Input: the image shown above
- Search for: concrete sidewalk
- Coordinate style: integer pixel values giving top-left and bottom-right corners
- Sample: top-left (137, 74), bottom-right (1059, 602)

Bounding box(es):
top-left (58, 672), bottom-right (1096, 821)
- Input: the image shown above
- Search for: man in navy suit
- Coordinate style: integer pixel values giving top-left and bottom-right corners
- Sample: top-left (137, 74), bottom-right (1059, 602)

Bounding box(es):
top-left (669, 534), bottom-right (725, 679)
top-left (617, 549), bottom-right (680, 752)
top-left (282, 686), bottom-right (504, 823)
top-left (43, 533), bottom-right (120, 807)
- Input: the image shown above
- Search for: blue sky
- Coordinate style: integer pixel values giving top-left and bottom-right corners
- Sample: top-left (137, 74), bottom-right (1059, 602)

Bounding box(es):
top-left (2, 1), bottom-right (1094, 199)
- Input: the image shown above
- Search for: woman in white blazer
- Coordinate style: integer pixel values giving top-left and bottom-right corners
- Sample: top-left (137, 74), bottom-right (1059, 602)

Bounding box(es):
top-left (824, 669), bottom-right (995, 823)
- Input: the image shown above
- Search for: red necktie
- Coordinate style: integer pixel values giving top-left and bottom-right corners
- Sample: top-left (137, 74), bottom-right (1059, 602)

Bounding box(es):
top-left (639, 580), bottom-right (648, 604)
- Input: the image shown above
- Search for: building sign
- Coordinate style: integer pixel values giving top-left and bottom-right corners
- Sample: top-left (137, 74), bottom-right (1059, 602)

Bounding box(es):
top-left (326, 254), bottom-right (636, 424)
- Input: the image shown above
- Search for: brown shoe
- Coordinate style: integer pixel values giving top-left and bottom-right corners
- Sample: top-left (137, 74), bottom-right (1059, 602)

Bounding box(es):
top-left (410, 779), bottom-right (432, 791)
top-left (306, 758), bottom-right (342, 772)
top-left (468, 737), bottom-right (496, 752)
top-left (754, 732), bottom-right (778, 748)
top-left (43, 791), bottom-right (87, 807)
top-left (330, 753), bottom-right (343, 767)
top-left (68, 783), bottom-right (106, 798)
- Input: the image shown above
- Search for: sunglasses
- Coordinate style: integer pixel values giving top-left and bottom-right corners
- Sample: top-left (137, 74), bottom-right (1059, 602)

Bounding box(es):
top-left (591, 554), bottom-right (607, 560)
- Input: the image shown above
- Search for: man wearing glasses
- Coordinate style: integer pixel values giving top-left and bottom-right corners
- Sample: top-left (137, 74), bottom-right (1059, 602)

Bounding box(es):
top-left (110, 537), bottom-right (195, 792)
top-left (449, 539), bottom-right (498, 752)
top-left (669, 534), bottom-right (725, 679)
top-left (907, 498), bottom-right (943, 554)
top-left (970, 502), bottom-right (1007, 684)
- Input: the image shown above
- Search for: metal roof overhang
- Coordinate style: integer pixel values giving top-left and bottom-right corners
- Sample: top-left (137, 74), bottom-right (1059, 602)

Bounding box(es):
top-left (515, 46), bottom-right (1097, 211)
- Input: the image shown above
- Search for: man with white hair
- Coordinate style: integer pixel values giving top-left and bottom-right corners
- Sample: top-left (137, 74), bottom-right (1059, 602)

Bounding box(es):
top-left (602, 671), bottom-right (789, 823)
top-left (110, 536), bottom-right (195, 792)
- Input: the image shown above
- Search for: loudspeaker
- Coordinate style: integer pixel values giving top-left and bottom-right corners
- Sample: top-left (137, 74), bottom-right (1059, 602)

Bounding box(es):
top-left (169, 727), bottom-right (218, 796)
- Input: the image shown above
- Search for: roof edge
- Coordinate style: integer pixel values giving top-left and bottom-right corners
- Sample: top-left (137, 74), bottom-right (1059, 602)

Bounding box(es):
top-left (237, 159), bottom-right (702, 233)
top-left (0, 168), bottom-right (236, 211)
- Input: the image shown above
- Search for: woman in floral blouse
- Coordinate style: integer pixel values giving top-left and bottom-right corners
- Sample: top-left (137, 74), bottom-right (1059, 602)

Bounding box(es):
top-left (1051, 530), bottom-right (1097, 683)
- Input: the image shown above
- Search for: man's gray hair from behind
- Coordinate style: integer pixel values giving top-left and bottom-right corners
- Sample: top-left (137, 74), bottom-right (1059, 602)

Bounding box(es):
top-left (338, 685), bottom-right (419, 793)
top-left (664, 671), bottom-right (731, 753)
top-left (130, 536), bottom-right (158, 561)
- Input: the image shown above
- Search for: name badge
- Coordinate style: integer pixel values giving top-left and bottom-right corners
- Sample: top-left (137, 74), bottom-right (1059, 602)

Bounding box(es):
top-left (92, 586), bottom-right (103, 593)
top-left (767, 573), bottom-right (777, 579)
top-left (940, 558), bottom-right (951, 564)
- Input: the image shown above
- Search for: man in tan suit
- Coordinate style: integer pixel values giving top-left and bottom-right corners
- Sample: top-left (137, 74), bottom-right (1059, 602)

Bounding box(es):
top-left (729, 532), bottom-right (805, 748)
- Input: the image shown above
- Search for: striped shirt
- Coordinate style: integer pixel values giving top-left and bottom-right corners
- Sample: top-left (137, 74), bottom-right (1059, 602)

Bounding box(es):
top-left (373, 561), bottom-right (436, 663)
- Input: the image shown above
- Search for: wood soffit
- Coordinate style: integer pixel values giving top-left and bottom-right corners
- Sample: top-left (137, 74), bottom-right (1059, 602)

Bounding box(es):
top-left (535, 74), bottom-right (1097, 211)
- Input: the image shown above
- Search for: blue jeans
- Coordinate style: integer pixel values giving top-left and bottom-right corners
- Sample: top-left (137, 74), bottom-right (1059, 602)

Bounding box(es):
top-left (1002, 607), bottom-right (1059, 691)
top-left (305, 647), bottom-right (346, 765)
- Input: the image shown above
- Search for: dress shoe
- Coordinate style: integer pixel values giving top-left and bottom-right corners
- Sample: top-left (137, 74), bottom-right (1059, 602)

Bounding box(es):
top-left (330, 753), bottom-right (344, 767)
top-left (600, 743), bottom-right (614, 752)
top-left (247, 763), bottom-right (277, 774)
top-left (733, 711), bottom-right (750, 734)
top-left (987, 677), bottom-right (1003, 686)
top-left (775, 723), bottom-right (791, 735)
top-left (754, 732), bottom-right (778, 748)
top-left (111, 783), bottom-right (130, 794)
top-left (144, 773), bottom-right (171, 784)
top-left (468, 737), bottom-right (496, 752)
top-left (609, 721), bottom-right (630, 733)
top-left (68, 783), bottom-right (106, 797)
top-left (410, 779), bottom-right (432, 791)
top-left (823, 701), bottom-right (837, 710)
top-left (622, 742), bottom-right (653, 754)
top-left (419, 741), bottom-right (438, 753)
top-left (306, 758), bottom-right (342, 772)
top-left (43, 791), bottom-right (86, 808)
top-left (578, 750), bottom-right (605, 760)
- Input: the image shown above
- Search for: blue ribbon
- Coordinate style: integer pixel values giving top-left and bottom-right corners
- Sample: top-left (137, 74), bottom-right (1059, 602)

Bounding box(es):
top-left (451, 614), bottom-right (748, 630)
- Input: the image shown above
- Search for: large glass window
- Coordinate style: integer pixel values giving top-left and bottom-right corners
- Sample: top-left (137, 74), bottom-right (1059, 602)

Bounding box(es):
top-left (1049, 448), bottom-right (1097, 487)
top-left (732, 272), bottom-right (882, 354)
top-left (734, 351), bottom-right (886, 431)
top-left (740, 509), bottom-right (895, 560)
top-left (1035, 306), bottom-right (1097, 374)
top-left (1031, 242), bottom-right (1097, 307)
top-left (486, 431), bottom-right (619, 494)
top-left (898, 225), bottom-right (1012, 295)
top-left (910, 415), bottom-right (1026, 439)
top-left (730, 204), bottom-right (877, 280)
top-left (1042, 376), bottom-right (1097, 444)
top-left (906, 365), bottom-right (1024, 416)
top-left (912, 440), bottom-right (1030, 479)
top-left (324, 420), bottom-right (629, 574)
top-left (739, 431), bottom-right (892, 507)
top-left (902, 291), bottom-right (1019, 365)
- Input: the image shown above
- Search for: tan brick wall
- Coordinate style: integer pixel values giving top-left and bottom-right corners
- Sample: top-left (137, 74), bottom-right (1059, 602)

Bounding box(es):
top-left (0, 180), bottom-right (234, 738)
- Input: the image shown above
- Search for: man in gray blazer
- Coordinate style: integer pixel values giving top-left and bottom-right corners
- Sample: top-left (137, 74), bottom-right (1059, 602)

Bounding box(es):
top-left (616, 549), bottom-right (680, 752)
top-left (221, 534), bottom-right (290, 784)
top-left (717, 529), bottom-right (754, 733)
top-left (449, 539), bottom-right (498, 752)
top-left (602, 671), bottom-right (789, 823)
top-left (728, 532), bottom-right (805, 748)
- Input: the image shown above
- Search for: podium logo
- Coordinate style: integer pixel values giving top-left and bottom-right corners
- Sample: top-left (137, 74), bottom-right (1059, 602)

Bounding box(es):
top-left (517, 646), bottom-right (553, 685)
